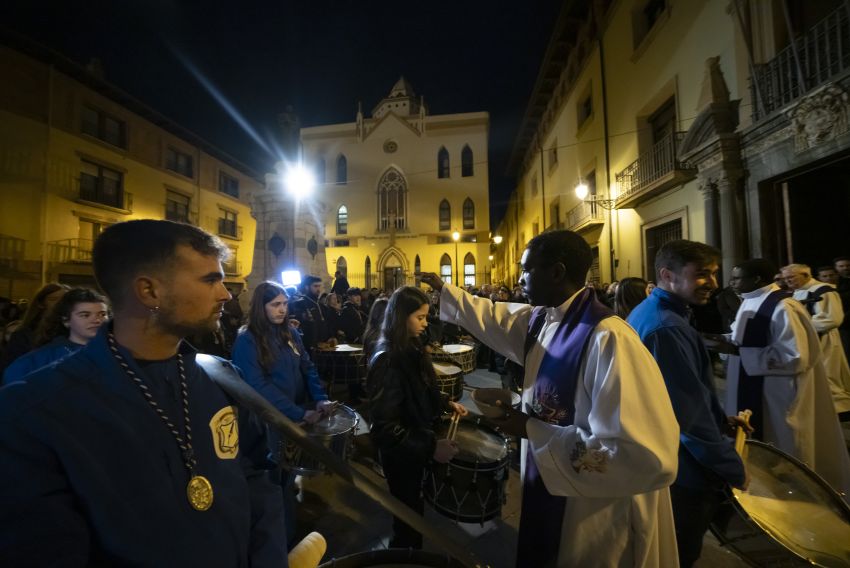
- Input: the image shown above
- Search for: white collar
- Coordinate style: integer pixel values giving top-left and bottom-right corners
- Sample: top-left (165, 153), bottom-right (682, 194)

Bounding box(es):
top-left (544, 287), bottom-right (586, 322)
top-left (741, 283), bottom-right (778, 300)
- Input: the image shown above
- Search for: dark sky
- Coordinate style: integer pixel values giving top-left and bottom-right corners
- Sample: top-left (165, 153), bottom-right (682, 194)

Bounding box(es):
top-left (7, 0), bottom-right (563, 228)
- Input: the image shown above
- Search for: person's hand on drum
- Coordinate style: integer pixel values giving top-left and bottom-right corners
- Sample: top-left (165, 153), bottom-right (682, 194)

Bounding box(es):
top-left (433, 438), bottom-right (459, 463)
top-left (302, 410), bottom-right (323, 425)
top-left (490, 402), bottom-right (531, 438)
top-left (733, 465), bottom-right (750, 491)
top-left (326, 337), bottom-right (339, 348)
top-left (419, 272), bottom-right (444, 291)
top-left (448, 401), bottom-right (468, 417)
top-left (316, 400), bottom-right (338, 415)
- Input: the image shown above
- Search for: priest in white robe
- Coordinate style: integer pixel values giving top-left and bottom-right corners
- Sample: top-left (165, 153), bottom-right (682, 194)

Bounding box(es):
top-left (781, 263), bottom-right (850, 413)
top-left (420, 230), bottom-right (680, 568)
top-left (722, 259), bottom-right (850, 498)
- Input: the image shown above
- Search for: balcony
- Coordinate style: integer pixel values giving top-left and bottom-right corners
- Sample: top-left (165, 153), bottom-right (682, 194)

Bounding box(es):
top-left (217, 219), bottom-right (243, 240)
top-left (78, 181), bottom-right (133, 213)
top-left (751, 5), bottom-right (850, 121)
top-left (615, 132), bottom-right (696, 208)
top-left (566, 201), bottom-right (605, 232)
top-left (222, 259), bottom-right (242, 276)
top-left (47, 239), bottom-right (94, 264)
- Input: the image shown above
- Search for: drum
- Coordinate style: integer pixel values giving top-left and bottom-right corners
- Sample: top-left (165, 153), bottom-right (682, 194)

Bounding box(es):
top-left (318, 549), bottom-right (465, 567)
top-left (433, 362), bottom-right (463, 401)
top-left (314, 344), bottom-right (367, 385)
top-left (424, 417), bottom-right (510, 523)
top-left (434, 344), bottom-right (476, 373)
top-left (709, 439), bottom-right (850, 566)
top-left (281, 405), bottom-right (359, 476)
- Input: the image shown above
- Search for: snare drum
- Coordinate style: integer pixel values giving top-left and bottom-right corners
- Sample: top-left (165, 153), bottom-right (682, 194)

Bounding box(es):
top-left (710, 439), bottom-right (850, 566)
top-left (314, 344), bottom-right (366, 385)
top-left (434, 344), bottom-right (476, 373)
top-left (319, 549), bottom-right (465, 567)
top-left (432, 362), bottom-right (463, 401)
top-left (281, 405), bottom-right (359, 476)
top-left (424, 417), bottom-right (510, 523)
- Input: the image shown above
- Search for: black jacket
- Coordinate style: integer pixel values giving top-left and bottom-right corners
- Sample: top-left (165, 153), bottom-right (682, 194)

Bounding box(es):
top-left (338, 302), bottom-right (367, 343)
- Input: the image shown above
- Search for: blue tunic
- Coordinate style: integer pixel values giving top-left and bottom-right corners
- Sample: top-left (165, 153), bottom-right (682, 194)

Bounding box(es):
top-left (231, 329), bottom-right (327, 422)
top-left (0, 326), bottom-right (287, 566)
top-left (628, 288), bottom-right (745, 490)
top-left (2, 336), bottom-right (82, 385)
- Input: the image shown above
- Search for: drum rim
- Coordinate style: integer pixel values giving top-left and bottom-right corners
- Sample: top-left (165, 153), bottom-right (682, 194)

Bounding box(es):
top-left (710, 439), bottom-right (850, 566)
top-left (318, 548), bottom-right (465, 567)
top-left (304, 405), bottom-right (360, 436)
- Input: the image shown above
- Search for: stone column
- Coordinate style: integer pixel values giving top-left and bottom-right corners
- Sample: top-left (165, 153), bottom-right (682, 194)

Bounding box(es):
top-left (717, 171), bottom-right (746, 280)
top-left (699, 177), bottom-right (720, 249)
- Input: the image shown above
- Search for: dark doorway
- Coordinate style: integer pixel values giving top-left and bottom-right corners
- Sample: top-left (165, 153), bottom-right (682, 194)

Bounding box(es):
top-left (383, 267), bottom-right (404, 291)
top-left (644, 218), bottom-right (682, 279)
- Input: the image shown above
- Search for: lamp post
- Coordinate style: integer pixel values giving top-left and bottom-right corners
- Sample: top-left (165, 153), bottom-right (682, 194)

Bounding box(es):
top-left (452, 230), bottom-right (461, 287)
top-left (575, 181), bottom-right (617, 281)
top-left (491, 235), bottom-right (503, 284)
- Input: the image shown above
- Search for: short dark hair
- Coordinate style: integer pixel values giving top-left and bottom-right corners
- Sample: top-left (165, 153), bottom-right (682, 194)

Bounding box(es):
top-left (736, 258), bottom-right (777, 284)
top-left (302, 275), bottom-right (321, 289)
top-left (654, 240), bottom-right (720, 279)
top-left (817, 265), bottom-right (837, 274)
top-left (526, 230), bottom-right (592, 287)
top-left (833, 256), bottom-right (850, 264)
top-left (93, 220), bottom-right (229, 310)
top-left (346, 287), bottom-right (362, 297)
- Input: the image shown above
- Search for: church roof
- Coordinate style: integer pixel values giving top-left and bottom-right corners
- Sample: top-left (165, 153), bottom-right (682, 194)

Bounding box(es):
top-left (388, 76), bottom-right (415, 99)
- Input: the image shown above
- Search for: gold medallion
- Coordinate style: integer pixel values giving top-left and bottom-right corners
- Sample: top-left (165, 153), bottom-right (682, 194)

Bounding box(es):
top-left (187, 475), bottom-right (214, 511)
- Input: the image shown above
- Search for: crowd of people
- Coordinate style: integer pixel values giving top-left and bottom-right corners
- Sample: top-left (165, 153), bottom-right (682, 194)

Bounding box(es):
top-left (0, 219), bottom-right (848, 568)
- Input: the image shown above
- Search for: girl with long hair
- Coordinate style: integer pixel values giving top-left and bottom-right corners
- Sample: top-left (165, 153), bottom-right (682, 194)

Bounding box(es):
top-left (3, 288), bottom-right (108, 385)
top-left (368, 286), bottom-right (467, 549)
top-left (0, 283), bottom-right (68, 372)
top-left (231, 281), bottom-right (334, 545)
top-left (362, 298), bottom-right (388, 363)
top-left (614, 276), bottom-right (649, 319)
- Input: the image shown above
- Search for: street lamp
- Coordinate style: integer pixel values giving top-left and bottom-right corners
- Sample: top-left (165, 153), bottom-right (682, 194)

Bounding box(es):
top-left (284, 164), bottom-right (316, 200)
top-left (493, 235), bottom-right (503, 245)
top-left (452, 230), bottom-right (461, 287)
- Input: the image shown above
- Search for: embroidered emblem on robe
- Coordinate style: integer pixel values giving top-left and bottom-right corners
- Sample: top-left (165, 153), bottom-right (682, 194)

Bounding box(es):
top-left (570, 441), bottom-right (609, 473)
top-left (209, 406), bottom-right (239, 459)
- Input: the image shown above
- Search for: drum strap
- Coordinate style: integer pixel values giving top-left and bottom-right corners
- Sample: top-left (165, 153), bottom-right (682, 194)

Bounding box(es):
top-left (736, 289), bottom-right (791, 439)
top-left (517, 288), bottom-right (613, 568)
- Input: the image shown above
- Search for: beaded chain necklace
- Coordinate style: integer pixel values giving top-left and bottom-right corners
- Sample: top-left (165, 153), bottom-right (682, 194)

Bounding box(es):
top-left (107, 332), bottom-right (213, 511)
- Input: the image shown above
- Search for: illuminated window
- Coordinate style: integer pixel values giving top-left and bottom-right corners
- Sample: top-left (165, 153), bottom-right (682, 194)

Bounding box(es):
top-left (464, 253), bottom-right (476, 286)
top-left (438, 147), bottom-right (450, 179)
top-left (440, 253), bottom-right (452, 284)
top-left (439, 199), bottom-right (451, 230)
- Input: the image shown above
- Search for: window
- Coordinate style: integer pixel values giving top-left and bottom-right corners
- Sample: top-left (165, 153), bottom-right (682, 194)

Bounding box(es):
top-left (464, 253), bottom-right (476, 287)
top-left (333, 240), bottom-right (350, 247)
top-left (219, 172), bottom-right (239, 198)
top-left (165, 191), bottom-right (190, 223)
top-left (531, 173), bottom-right (538, 197)
top-left (649, 97), bottom-right (676, 144)
top-left (461, 145), bottom-right (473, 177)
top-left (440, 253), bottom-right (452, 284)
top-left (365, 257), bottom-right (372, 289)
top-left (462, 198), bottom-right (475, 230)
top-left (81, 106), bottom-right (126, 148)
top-left (438, 147), bottom-right (450, 179)
top-left (336, 155), bottom-right (347, 185)
top-left (316, 158), bottom-right (326, 185)
top-left (337, 205), bottom-right (348, 235)
top-left (378, 168), bottom-right (407, 230)
top-left (633, 0), bottom-right (668, 48)
top-left (218, 209), bottom-right (238, 238)
top-left (548, 140), bottom-right (558, 170)
top-left (439, 199), bottom-right (451, 231)
top-left (578, 91), bottom-right (593, 127)
top-left (166, 147), bottom-right (194, 178)
top-left (415, 255), bottom-right (421, 274)
top-left (80, 160), bottom-right (124, 209)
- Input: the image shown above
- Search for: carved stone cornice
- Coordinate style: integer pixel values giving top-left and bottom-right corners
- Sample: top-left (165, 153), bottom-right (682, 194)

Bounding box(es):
top-left (787, 84), bottom-right (850, 152)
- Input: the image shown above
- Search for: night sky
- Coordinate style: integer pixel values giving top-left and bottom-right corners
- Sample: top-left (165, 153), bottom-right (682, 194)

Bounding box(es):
top-left (7, 0), bottom-right (564, 228)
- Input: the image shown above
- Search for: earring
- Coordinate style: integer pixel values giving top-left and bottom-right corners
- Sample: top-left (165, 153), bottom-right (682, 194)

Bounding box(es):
top-left (149, 306), bottom-right (160, 318)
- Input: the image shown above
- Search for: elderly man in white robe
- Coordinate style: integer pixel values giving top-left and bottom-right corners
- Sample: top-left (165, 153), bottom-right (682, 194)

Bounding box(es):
top-left (781, 263), bottom-right (850, 415)
top-left (420, 229), bottom-right (679, 568)
top-left (712, 259), bottom-right (850, 497)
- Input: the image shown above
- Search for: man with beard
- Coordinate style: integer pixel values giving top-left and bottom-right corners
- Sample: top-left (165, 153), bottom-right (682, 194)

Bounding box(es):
top-left (421, 229), bottom-right (679, 568)
top-left (628, 239), bottom-right (746, 568)
top-left (0, 220), bottom-right (286, 565)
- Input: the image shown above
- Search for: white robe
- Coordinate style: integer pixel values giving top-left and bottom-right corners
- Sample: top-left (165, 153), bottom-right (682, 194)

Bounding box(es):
top-left (792, 279), bottom-right (850, 413)
top-left (725, 284), bottom-right (850, 497)
top-left (440, 285), bottom-right (680, 567)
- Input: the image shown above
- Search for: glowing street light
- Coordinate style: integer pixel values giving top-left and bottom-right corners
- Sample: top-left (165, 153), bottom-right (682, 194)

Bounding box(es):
top-left (284, 165), bottom-right (316, 200)
top-left (493, 235), bottom-right (503, 245)
top-left (575, 181), bottom-right (589, 200)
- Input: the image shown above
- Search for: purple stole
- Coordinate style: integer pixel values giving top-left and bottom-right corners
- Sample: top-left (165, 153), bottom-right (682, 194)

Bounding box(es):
top-left (736, 289), bottom-right (791, 438)
top-left (516, 288), bottom-right (613, 568)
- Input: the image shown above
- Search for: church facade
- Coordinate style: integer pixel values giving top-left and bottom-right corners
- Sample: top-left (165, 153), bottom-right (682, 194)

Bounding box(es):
top-left (300, 79), bottom-right (491, 290)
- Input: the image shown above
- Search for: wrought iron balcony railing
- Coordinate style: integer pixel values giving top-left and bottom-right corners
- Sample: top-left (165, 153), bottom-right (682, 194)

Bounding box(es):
top-left (47, 239), bottom-right (94, 264)
top-left (566, 201), bottom-right (605, 230)
top-left (615, 132), bottom-right (695, 207)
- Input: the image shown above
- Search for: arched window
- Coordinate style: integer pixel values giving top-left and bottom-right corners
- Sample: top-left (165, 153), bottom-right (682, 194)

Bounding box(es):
top-left (365, 256), bottom-right (371, 289)
top-left (440, 253), bottom-right (452, 284)
top-left (414, 255), bottom-right (422, 287)
top-left (461, 145), bottom-right (473, 177)
top-left (464, 252), bottom-right (476, 287)
top-left (378, 167), bottom-right (407, 230)
top-left (316, 158), bottom-right (326, 184)
top-left (439, 199), bottom-right (451, 231)
top-left (462, 198), bottom-right (474, 230)
top-left (336, 155), bottom-right (347, 185)
top-left (336, 256), bottom-right (347, 277)
top-left (437, 147), bottom-right (450, 179)
top-left (337, 205), bottom-right (348, 235)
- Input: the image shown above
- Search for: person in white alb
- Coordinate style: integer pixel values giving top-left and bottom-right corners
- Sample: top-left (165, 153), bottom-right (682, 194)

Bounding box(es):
top-left (781, 263), bottom-right (850, 415)
top-left (713, 259), bottom-right (850, 498)
top-left (420, 229), bottom-right (680, 568)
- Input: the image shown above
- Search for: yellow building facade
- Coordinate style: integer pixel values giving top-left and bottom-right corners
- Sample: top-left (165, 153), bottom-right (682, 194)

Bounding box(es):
top-left (0, 39), bottom-right (261, 300)
top-left (495, 0), bottom-right (850, 286)
top-left (301, 79), bottom-right (491, 290)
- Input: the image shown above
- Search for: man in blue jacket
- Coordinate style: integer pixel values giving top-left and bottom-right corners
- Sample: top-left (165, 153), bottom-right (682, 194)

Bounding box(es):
top-left (0, 220), bottom-right (287, 567)
top-left (628, 239), bottom-right (747, 568)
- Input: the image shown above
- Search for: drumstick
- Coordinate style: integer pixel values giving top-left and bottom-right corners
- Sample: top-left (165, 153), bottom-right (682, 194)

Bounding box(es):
top-left (735, 409), bottom-right (752, 458)
top-left (447, 412), bottom-right (460, 442)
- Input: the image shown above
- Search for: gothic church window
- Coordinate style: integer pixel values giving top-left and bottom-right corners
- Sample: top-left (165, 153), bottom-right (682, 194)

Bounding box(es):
top-left (461, 145), bottom-right (473, 177)
top-left (337, 155), bottom-right (347, 185)
top-left (439, 199), bottom-right (451, 231)
top-left (463, 198), bottom-right (474, 230)
top-left (337, 205), bottom-right (348, 235)
top-left (378, 168), bottom-right (407, 230)
top-left (438, 147), bottom-right (450, 179)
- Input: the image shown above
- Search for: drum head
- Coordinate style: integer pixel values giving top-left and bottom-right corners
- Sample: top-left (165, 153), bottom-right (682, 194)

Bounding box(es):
top-left (732, 440), bottom-right (850, 566)
top-left (335, 344), bottom-right (363, 353)
top-left (443, 420), bottom-right (507, 464)
top-left (432, 363), bottom-right (462, 376)
top-left (319, 549), bottom-right (465, 567)
top-left (306, 405), bottom-right (358, 435)
top-left (442, 344), bottom-right (471, 354)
